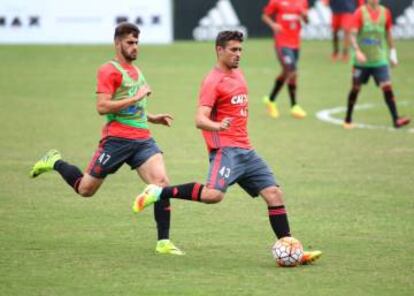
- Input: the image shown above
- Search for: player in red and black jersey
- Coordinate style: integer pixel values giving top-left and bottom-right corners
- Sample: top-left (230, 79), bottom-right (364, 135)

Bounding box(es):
top-left (133, 31), bottom-right (322, 264)
top-left (262, 0), bottom-right (309, 119)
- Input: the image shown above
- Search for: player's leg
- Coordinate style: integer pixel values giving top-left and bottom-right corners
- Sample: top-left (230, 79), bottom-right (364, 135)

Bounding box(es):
top-left (331, 14), bottom-right (341, 61)
top-left (30, 149), bottom-right (104, 197)
top-left (375, 67), bottom-right (410, 128)
top-left (286, 49), bottom-right (306, 118)
top-left (239, 151), bottom-right (321, 264)
top-left (263, 47), bottom-right (289, 118)
top-left (128, 139), bottom-right (183, 255)
top-left (133, 147), bottom-right (237, 211)
top-left (344, 66), bottom-right (365, 128)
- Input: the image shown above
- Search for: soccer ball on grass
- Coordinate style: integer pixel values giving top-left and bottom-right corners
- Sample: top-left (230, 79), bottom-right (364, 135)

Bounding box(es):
top-left (272, 236), bottom-right (303, 267)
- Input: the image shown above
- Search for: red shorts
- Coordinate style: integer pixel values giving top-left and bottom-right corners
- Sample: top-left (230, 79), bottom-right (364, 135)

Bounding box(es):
top-left (331, 13), bottom-right (354, 31)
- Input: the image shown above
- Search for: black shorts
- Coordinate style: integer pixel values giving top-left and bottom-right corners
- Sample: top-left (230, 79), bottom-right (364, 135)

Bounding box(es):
top-left (87, 137), bottom-right (162, 178)
top-left (352, 65), bottom-right (390, 86)
top-left (276, 47), bottom-right (300, 72)
top-left (206, 147), bottom-right (278, 197)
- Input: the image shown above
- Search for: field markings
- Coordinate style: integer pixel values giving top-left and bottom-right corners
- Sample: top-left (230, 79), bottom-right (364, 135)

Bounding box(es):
top-left (316, 102), bottom-right (414, 133)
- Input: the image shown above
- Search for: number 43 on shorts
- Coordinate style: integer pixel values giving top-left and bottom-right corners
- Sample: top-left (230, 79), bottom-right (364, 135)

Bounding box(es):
top-left (219, 166), bottom-right (231, 178)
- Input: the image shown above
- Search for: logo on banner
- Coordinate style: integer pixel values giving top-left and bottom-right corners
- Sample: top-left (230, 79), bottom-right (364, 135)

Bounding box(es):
top-left (192, 0), bottom-right (248, 41)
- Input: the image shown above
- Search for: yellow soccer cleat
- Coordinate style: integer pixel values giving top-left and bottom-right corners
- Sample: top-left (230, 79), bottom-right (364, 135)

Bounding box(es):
top-left (263, 96), bottom-right (279, 118)
top-left (30, 149), bottom-right (62, 178)
top-left (301, 250), bottom-right (322, 265)
top-left (132, 184), bottom-right (162, 213)
top-left (291, 105), bottom-right (307, 119)
top-left (155, 240), bottom-right (185, 256)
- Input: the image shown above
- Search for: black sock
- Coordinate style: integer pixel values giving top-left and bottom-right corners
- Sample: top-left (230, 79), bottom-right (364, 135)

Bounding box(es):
top-left (287, 83), bottom-right (297, 107)
top-left (160, 182), bottom-right (204, 202)
top-left (154, 199), bottom-right (170, 240)
top-left (345, 88), bottom-right (360, 123)
top-left (382, 85), bottom-right (399, 122)
top-left (269, 75), bottom-right (285, 101)
top-left (268, 206), bottom-right (291, 239)
top-left (54, 160), bottom-right (83, 192)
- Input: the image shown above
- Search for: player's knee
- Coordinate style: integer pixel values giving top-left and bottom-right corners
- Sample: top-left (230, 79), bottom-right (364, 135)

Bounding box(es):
top-left (262, 186), bottom-right (284, 206)
top-left (77, 184), bottom-right (97, 198)
top-left (202, 189), bottom-right (224, 204)
top-left (152, 176), bottom-right (170, 187)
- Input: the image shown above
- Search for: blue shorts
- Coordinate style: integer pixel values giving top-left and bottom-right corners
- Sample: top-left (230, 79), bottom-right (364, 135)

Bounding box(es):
top-left (206, 147), bottom-right (278, 197)
top-left (87, 137), bottom-right (162, 178)
top-left (276, 47), bottom-right (300, 72)
top-left (352, 65), bottom-right (390, 86)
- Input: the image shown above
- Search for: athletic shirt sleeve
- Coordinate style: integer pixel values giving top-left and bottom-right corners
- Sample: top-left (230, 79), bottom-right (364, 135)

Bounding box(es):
top-left (199, 76), bottom-right (219, 107)
top-left (353, 7), bottom-right (363, 30)
top-left (96, 63), bottom-right (122, 94)
top-left (385, 8), bottom-right (392, 31)
top-left (263, 0), bottom-right (278, 16)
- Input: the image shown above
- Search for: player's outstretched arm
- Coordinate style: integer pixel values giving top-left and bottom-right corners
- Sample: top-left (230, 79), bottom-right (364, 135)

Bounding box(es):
top-left (386, 30), bottom-right (398, 67)
top-left (148, 113), bottom-right (173, 126)
top-left (195, 106), bottom-right (232, 131)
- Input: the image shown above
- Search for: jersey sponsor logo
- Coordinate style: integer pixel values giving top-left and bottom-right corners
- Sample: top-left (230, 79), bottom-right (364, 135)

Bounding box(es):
top-left (230, 94), bottom-right (247, 105)
top-left (193, 0), bottom-right (248, 41)
top-left (281, 14), bottom-right (300, 21)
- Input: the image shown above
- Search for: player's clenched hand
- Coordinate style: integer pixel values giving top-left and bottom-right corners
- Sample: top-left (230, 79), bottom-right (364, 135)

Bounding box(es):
top-left (218, 117), bottom-right (233, 131)
top-left (271, 23), bottom-right (283, 34)
top-left (150, 114), bottom-right (173, 126)
top-left (355, 50), bottom-right (367, 64)
top-left (133, 84), bottom-right (152, 102)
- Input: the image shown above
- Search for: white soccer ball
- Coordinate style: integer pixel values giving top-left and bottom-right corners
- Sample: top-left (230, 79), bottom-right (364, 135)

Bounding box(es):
top-left (272, 236), bottom-right (304, 267)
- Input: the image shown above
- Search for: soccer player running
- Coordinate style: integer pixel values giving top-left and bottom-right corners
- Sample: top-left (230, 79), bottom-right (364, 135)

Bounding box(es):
top-left (323, 0), bottom-right (364, 62)
top-left (343, 0), bottom-right (410, 129)
top-left (30, 22), bottom-right (184, 255)
top-left (261, 0), bottom-right (308, 119)
top-left (133, 31), bottom-right (322, 264)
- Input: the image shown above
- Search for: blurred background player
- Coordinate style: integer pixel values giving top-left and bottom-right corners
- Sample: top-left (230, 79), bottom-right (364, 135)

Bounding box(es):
top-left (30, 22), bottom-right (184, 255)
top-left (344, 0), bottom-right (410, 129)
top-left (261, 0), bottom-right (309, 119)
top-left (133, 30), bottom-right (322, 264)
top-left (323, 0), bottom-right (364, 62)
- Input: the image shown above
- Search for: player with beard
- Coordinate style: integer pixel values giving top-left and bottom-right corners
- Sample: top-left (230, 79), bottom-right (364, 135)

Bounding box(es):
top-left (30, 22), bottom-right (184, 255)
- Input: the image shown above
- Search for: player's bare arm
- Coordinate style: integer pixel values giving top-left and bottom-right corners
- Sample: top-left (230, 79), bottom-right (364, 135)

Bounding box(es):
top-left (350, 29), bottom-right (366, 64)
top-left (96, 84), bottom-right (151, 115)
top-left (195, 106), bottom-right (232, 131)
top-left (262, 14), bottom-right (282, 33)
top-left (148, 113), bottom-right (173, 126)
top-left (386, 30), bottom-right (398, 67)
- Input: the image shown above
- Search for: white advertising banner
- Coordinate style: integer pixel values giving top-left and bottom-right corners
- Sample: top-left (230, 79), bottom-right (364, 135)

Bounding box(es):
top-left (0, 0), bottom-right (172, 44)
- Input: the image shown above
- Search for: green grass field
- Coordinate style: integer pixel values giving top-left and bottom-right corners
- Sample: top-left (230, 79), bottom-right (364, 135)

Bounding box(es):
top-left (0, 39), bottom-right (413, 296)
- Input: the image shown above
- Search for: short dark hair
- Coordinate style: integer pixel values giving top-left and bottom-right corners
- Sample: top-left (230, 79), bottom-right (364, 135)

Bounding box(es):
top-left (215, 30), bottom-right (244, 48)
top-left (114, 22), bottom-right (140, 40)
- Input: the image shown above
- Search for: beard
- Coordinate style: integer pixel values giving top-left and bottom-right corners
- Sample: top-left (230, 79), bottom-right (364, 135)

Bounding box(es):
top-left (121, 46), bottom-right (137, 62)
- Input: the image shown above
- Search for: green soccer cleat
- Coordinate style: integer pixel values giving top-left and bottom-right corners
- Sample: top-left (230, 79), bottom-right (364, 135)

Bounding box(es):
top-left (132, 184), bottom-right (162, 213)
top-left (301, 250), bottom-right (322, 265)
top-left (155, 239), bottom-right (185, 256)
top-left (30, 149), bottom-right (62, 178)
top-left (263, 96), bottom-right (279, 118)
top-left (291, 104), bottom-right (307, 119)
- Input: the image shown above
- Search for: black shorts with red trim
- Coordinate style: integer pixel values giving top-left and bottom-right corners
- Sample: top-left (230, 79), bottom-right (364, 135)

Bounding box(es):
top-left (87, 137), bottom-right (162, 178)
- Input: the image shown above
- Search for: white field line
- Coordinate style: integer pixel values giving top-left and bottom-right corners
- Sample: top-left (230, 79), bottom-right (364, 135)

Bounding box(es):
top-left (315, 102), bottom-right (414, 133)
